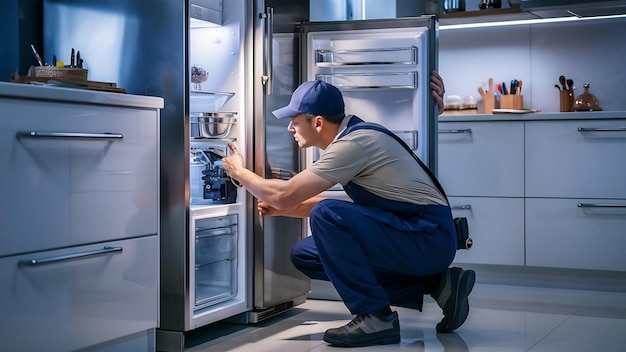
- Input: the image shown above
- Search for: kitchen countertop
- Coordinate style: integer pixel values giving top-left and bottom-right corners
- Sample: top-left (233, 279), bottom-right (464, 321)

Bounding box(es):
top-left (0, 81), bottom-right (164, 109)
top-left (439, 110), bottom-right (626, 122)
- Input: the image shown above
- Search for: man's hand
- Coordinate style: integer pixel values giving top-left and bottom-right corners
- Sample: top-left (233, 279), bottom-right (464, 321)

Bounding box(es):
top-left (221, 142), bottom-right (245, 182)
top-left (430, 71), bottom-right (445, 114)
top-left (258, 200), bottom-right (281, 217)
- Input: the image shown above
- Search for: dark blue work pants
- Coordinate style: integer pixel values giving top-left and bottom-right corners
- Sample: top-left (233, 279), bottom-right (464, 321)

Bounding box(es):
top-left (291, 199), bottom-right (456, 315)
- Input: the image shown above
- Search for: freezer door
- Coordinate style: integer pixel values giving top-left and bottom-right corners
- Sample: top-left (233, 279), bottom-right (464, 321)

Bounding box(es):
top-left (251, 0), bottom-right (311, 314)
top-left (302, 17), bottom-right (439, 173)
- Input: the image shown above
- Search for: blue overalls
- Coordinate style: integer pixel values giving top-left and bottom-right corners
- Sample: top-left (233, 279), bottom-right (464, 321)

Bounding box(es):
top-left (290, 115), bottom-right (457, 315)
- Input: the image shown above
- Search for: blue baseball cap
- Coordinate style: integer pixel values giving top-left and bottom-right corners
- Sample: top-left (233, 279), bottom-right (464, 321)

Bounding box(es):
top-left (272, 80), bottom-right (345, 119)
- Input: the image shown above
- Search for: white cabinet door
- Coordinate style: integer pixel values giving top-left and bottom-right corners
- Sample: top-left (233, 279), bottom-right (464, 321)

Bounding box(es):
top-left (525, 119), bottom-right (626, 199)
top-left (0, 99), bottom-right (158, 256)
top-left (0, 235), bottom-right (158, 352)
top-left (450, 196), bottom-right (525, 266)
top-left (438, 121), bottom-right (524, 197)
top-left (526, 198), bottom-right (626, 271)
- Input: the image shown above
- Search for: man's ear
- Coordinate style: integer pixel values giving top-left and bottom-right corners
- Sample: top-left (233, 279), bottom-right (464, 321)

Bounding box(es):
top-left (314, 115), bottom-right (323, 129)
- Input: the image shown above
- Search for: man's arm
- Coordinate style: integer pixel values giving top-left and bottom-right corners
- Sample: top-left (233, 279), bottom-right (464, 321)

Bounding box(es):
top-left (221, 143), bottom-right (336, 210)
top-left (258, 196), bottom-right (325, 218)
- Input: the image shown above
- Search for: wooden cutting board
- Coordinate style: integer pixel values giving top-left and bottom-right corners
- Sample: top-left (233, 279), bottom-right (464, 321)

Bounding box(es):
top-left (10, 74), bottom-right (126, 94)
top-left (492, 108), bottom-right (541, 114)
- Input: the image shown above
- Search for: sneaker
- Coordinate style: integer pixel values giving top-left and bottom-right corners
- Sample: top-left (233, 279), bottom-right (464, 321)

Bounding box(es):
top-left (431, 267), bottom-right (476, 333)
top-left (323, 311), bottom-right (401, 347)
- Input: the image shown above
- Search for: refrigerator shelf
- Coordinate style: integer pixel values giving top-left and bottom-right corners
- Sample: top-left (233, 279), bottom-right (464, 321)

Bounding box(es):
top-left (190, 90), bottom-right (235, 112)
top-left (316, 72), bottom-right (417, 90)
top-left (315, 46), bottom-right (418, 66)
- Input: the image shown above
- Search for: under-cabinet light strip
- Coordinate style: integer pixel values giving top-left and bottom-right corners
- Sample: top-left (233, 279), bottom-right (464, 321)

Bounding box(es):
top-left (440, 14), bottom-right (626, 30)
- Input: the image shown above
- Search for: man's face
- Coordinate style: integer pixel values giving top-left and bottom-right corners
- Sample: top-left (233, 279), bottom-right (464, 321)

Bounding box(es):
top-left (287, 113), bottom-right (317, 149)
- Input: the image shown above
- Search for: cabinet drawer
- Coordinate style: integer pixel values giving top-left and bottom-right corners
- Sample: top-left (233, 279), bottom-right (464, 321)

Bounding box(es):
top-left (438, 121), bottom-right (524, 197)
top-left (450, 196), bottom-right (525, 266)
top-left (0, 235), bottom-right (158, 352)
top-left (525, 120), bottom-right (626, 198)
top-left (526, 198), bottom-right (626, 271)
top-left (0, 99), bottom-right (158, 256)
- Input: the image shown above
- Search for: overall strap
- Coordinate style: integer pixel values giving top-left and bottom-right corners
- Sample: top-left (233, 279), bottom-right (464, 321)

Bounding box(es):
top-left (340, 118), bottom-right (449, 202)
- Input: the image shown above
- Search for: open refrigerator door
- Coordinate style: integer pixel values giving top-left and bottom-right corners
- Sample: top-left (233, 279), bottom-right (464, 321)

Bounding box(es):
top-left (302, 16), bottom-right (439, 174)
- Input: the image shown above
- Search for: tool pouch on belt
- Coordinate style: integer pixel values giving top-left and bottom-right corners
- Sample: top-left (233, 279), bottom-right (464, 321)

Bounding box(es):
top-left (454, 217), bottom-right (472, 250)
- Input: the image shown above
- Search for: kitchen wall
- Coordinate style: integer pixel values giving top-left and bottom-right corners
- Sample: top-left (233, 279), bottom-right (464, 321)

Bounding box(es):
top-left (439, 16), bottom-right (626, 112)
top-left (0, 0), bottom-right (43, 81)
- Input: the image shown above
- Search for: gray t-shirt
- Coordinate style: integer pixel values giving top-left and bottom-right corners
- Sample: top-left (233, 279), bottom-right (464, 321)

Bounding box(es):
top-left (309, 116), bottom-right (448, 206)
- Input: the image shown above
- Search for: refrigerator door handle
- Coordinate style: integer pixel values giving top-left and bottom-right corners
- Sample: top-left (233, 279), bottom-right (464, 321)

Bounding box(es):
top-left (261, 6), bottom-right (274, 95)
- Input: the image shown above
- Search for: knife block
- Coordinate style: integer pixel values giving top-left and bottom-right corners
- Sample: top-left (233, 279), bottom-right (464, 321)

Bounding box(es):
top-left (559, 90), bottom-right (574, 112)
top-left (500, 95), bottom-right (523, 110)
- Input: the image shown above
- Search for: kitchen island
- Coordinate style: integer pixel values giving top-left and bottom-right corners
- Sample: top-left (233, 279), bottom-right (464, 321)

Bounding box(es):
top-left (0, 82), bottom-right (163, 352)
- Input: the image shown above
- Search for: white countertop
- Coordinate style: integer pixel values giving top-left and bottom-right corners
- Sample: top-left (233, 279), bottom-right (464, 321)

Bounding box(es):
top-left (439, 110), bottom-right (626, 122)
top-left (0, 81), bottom-right (164, 109)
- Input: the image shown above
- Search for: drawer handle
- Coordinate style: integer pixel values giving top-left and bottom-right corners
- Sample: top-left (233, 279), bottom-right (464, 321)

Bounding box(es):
top-left (18, 246), bottom-right (123, 266)
top-left (578, 203), bottom-right (626, 208)
top-left (439, 129), bottom-right (472, 134)
top-left (16, 131), bottom-right (124, 139)
top-left (451, 205), bottom-right (472, 210)
top-left (578, 127), bottom-right (626, 132)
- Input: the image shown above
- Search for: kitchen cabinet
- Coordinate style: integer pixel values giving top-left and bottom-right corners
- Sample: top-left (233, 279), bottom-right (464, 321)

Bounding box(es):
top-left (0, 82), bottom-right (163, 352)
top-left (438, 121), bottom-right (525, 266)
top-left (525, 120), bottom-right (626, 199)
top-left (439, 113), bottom-right (626, 272)
top-left (525, 119), bottom-right (626, 271)
top-left (438, 121), bottom-right (524, 197)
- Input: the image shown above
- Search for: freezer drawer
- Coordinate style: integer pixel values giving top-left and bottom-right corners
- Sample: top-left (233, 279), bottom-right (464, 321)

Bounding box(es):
top-left (0, 98), bottom-right (158, 257)
top-left (192, 213), bottom-right (238, 311)
top-left (195, 258), bottom-right (238, 310)
top-left (0, 235), bottom-right (158, 352)
top-left (195, 228), bottom-right (237, 264)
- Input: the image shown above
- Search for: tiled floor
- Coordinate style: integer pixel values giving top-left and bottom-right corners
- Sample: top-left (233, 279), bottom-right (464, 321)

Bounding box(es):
top-left (183, 284), bottom-right (626, 352)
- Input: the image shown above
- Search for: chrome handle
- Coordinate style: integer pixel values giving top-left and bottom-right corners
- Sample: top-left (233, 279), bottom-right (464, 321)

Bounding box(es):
top-left (451, 205), bottom-right (472, 210)
top-left (18, 246), bottom-right (123, 266)
top-left (315, 47), bottom-right (418, 66)
top-left (261, 6), bottom-right (274, 95)
top-left (578, 203), bottom-right (626, 208)
top-left (439, 129), bottom-right (472, 134)
top-left (17, 131), bottom-right (123, 139)
top-left (578, 127), bottom-right (626, 132)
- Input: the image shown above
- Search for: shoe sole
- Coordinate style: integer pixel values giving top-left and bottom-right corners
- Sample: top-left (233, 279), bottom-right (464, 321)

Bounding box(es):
top-left (436, 269), bottom-right (475, 333)
top-left (323, 334), bottom-right (401, 347)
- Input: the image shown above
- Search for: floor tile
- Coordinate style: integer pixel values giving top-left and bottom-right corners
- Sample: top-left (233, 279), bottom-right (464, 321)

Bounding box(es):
top-left (184, 284), bottom-right (626, 352)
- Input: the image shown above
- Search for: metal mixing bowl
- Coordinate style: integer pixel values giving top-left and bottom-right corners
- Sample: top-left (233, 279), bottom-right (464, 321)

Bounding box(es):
top-left (197, 112), bottom-right (237, 138)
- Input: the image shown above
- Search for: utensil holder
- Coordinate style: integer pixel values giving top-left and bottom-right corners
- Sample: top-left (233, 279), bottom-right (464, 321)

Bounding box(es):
top-left (482, 93), bottom-right (496, 114)
top-left (559, 90), bottom-right (574, 112)
top-left (500, 95), bottom-right (523, 110)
